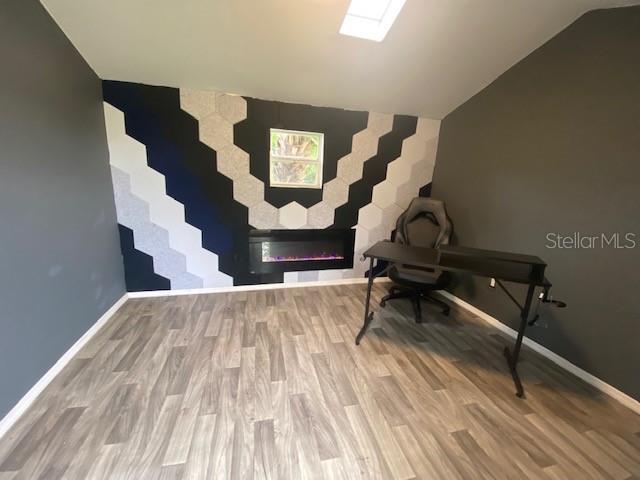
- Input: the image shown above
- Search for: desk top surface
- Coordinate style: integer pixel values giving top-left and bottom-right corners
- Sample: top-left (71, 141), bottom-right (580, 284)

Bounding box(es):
top-left (364, 242), bottom-right (440, 267)
top-left (438, 245), bottom-right (546, 266)
top-left (364, 241), bottom-right (549, 286)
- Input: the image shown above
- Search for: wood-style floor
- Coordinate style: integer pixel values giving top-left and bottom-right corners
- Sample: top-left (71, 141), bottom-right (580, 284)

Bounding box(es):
top-left (0, 284), bottom-right (639, 479)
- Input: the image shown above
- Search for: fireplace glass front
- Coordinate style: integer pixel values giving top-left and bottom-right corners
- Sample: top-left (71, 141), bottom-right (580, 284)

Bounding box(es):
top-left (249, 229), bottom-right (355, 274)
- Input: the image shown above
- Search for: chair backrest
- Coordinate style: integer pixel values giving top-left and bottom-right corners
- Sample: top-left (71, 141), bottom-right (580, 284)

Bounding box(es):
top-left (394, 197), bottom-right (452, 249)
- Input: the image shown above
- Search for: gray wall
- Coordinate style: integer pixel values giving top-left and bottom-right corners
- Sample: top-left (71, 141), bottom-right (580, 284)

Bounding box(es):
top-left (0, 0), bottom-right (125, 417)
top-left (432, 7), bottom-right (640, 400)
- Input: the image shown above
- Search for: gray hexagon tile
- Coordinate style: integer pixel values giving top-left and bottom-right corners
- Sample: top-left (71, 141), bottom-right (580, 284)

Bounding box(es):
top-left (215, 94), bottom-right (247, 124)
top-left (357, 203), bottom-right (384, 230)
top-left (322, 177), bottom-right (349, 208)
top-left (366, 112), bottom-right (394, 137)
top-left (336, 154), bottom-right (365, 185)
top-left (233, 174), bottom-right (264, 207)
top-left (279, 202), bottom-right (307, 229)
top-left (199, 113), bottom-right (233, 151)
top-left (111, 166), bottom-right (204, 289)
top-left (179, 89), bottom-right (216, 120)
top-left (216, 145), bottom-right (250, 180)
top-left (307, 202), bottom-right (335, 228)
top-left (351, 130), bottom-right (380, 160)
top-left (249, 201), bottom-right (279, 229)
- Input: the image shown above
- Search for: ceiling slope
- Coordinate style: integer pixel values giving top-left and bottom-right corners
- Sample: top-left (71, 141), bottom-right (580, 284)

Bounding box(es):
top-left (41, 0), bottom-right (639, 118)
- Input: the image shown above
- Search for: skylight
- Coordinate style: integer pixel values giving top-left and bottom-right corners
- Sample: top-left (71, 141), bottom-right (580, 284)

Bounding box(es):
top-left (339, 0), bottom-right (407, 42)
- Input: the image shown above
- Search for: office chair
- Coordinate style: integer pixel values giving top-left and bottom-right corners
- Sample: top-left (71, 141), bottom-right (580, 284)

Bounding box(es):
top-left (380, 197), bottom-right (453, 323)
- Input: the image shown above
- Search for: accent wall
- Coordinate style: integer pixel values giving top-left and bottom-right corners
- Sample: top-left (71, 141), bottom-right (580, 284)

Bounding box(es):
top-left (103, 81), bottom-right (439, 290)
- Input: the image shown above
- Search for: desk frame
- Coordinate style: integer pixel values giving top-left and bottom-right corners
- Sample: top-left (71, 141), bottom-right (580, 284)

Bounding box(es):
top-left (355, 244), bottom-right (551, 398)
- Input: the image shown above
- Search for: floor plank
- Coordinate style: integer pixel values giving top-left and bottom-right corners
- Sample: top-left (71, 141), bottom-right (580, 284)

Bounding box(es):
top-left (0, 284), bottom-right (638, 479)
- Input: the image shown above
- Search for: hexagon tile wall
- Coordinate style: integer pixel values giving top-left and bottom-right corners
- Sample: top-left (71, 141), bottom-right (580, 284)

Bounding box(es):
top-left (103, 81), bottom-right (439, 291)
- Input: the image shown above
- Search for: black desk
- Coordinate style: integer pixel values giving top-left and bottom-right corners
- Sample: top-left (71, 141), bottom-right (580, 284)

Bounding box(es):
top-left (356, 241), bottom-right (553, 398)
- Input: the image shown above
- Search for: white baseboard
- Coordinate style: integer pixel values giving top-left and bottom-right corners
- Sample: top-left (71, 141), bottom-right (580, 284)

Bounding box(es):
top-left (437, 290), bottom-right (640, 415)
top-left (0, 293), bottom-right (129, 441)
top-left (127, 276), bottom-right (390, 298)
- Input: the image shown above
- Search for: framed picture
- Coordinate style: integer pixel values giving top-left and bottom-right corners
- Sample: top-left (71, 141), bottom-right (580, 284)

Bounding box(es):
top-left (269, 128), bottom-right (324, 189)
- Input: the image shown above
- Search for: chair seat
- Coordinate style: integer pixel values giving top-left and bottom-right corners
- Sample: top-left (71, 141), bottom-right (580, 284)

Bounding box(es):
top-left (389, 264), bottom-right (445, 287)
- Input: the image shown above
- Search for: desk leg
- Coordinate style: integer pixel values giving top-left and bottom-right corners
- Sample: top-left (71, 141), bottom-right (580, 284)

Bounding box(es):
top-left (355, 257), bottom-right (375, 345)
top-left (504, 282), bottom-right (536, 398)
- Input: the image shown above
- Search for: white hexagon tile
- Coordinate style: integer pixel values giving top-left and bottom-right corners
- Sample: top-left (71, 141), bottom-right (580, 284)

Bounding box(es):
top-left (382, 204), bottom-right (403, 231)
top-left (371, 181), bottom-right (398, 209)
top-left (394, 179), bottom-right (418, 210)
top-left (416, 117), bottom-right (441, 140)
top-left (398, 134), bottom-right (429, 165)
top-left (279, 202), bottom-right (308, 229)
top-left (410, 152), bottom-right (435, 186)
top-left (357, 203), bottom-right (384, 231)
top-left (367, 224), bottom-right (391, 245)
top-left (283, 271), bottom-right (300, 283)
top-left (354, 227), bottom-right (374, 257)
top-left (353, 225), bottom-right (370, 253)
top-left (385, 157), bottom-right (414, 186)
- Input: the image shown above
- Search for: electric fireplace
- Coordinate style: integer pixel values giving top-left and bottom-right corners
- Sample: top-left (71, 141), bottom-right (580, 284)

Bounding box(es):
top-left (249, 229), bottom-right (355, 274)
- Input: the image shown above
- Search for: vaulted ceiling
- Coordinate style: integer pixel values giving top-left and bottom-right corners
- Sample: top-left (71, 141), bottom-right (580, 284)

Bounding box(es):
top-left (41, 0), bottom-right (639, 118)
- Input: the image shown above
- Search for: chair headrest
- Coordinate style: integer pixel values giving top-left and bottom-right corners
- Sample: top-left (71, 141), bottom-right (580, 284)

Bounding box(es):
top-left (396, 197), bottom-right (452, 248)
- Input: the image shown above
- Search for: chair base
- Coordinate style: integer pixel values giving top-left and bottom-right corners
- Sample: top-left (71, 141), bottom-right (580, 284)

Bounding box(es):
top-left (380, 286), bottom-right (450, 323)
